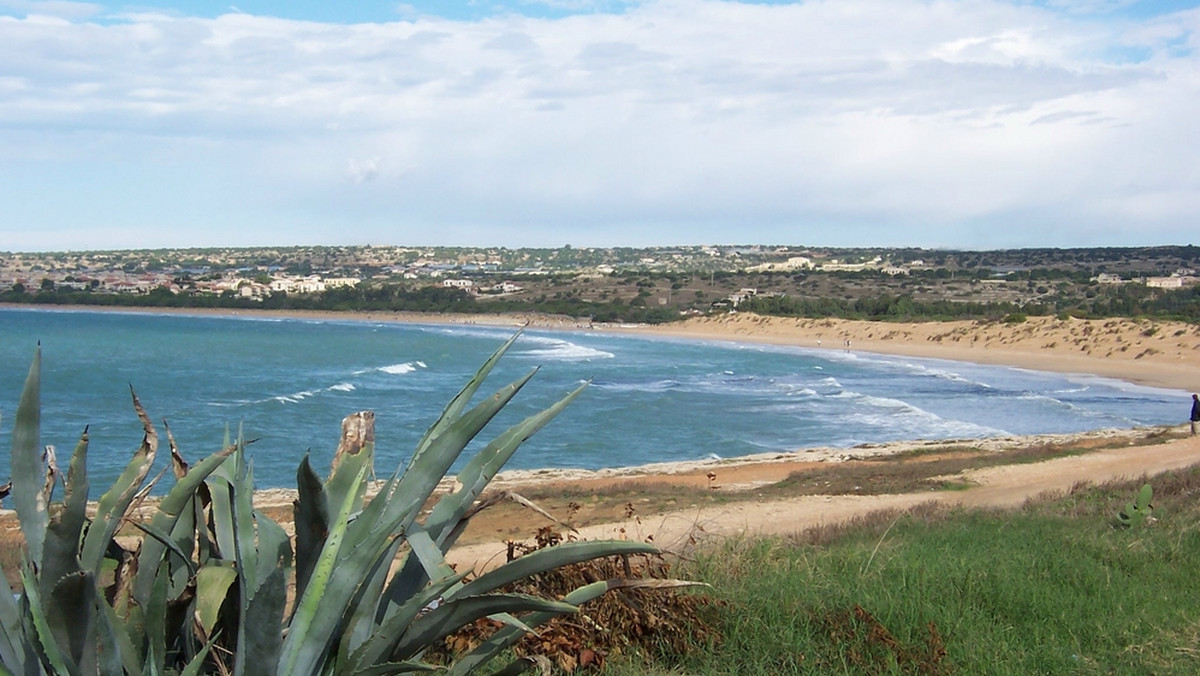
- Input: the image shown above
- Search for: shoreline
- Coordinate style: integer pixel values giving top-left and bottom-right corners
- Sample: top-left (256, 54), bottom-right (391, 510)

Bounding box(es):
top-left (616, 314), bottom-right (1200, 393)
top-left (9, 302), bottom-right (1197, 391)
top-left (4, 303), bottom-right (1198, 508)
top-left (6, 304), bottom-right (1197, 467)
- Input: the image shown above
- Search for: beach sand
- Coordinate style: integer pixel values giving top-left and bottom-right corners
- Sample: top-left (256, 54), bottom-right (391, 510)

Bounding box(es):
top-left (619, 312), bottom-right (1200, 392)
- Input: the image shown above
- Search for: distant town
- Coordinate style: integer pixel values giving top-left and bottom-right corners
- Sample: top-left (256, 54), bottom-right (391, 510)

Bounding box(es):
top-left (3, 244), bottom-right (1200, 323)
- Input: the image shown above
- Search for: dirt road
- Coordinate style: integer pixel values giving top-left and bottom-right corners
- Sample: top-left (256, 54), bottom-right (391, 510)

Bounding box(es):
top-left (447, 431), bottom-right (1200, 570)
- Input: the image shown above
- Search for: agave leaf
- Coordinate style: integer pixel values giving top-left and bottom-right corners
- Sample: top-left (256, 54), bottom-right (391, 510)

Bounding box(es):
top-left (143, 563), bottom-right (170, 676)
top-left (130, 518), bottom-right (198, 579)
top-left (79, 390), bottom-right (159, 573)
top-left (11, 348), bottom-right (48, 566)
top-left (194, 564), bottom-right (238, 638)
top-left (347, 570), bottom-right (472, 673)
top-left (165, 421), bottom-right (188, 480)
top-left (133, 444), bottom-right (236, 607)
top-left (229, 458), bottom-right (287, 676)
top-left (453, 541), bottom-right (658, 599)
top-left (292, 455), bottom-right (329, 606)
top-left (427, 381), bottom-right (587, 548)
top-left (392, 594), bottom-right (578, 662)
top-left (0, 558), bottom-right (31, 673)
top-left (235, 451), bottom-right (260, 593)
top-left (240, 558), bottom-right (287, 676)
top-left (177, 634), bottom-right (219, 676)
top-left (407, 329), bottom-right (523, 473)
top-left (342, 371), bottom-right (541, 631)
top-left (405, 528), bottom-right (456, 584)
top-left (47, 570), bottom-right (98, 674)
top-left (96, 590), bottom-right (140, 676)
top-left (287, 470), bottom-right (408, 660)
top-left (207, 444), bottom-right (241, 561)
top-left (39, 431), bottom-right (90, 607)
top-left (277, 462), bottom-right (369, 676)
top-left (253, 510), bottom-right (292, 593)
top-left (92, 611), bottom-right (125, 676)
top-left (207, 474), bottom-right (236, 561)
top-left (380, 384), bottom-right (587, 614)
top-left (337, 536), bottom-right (404, 667)
top-left (384, 369), bottom-right (538, 539)
top-left (19, 564), bottom-right (72, 676)
top-left (431, 491), bottom-right (574, 585)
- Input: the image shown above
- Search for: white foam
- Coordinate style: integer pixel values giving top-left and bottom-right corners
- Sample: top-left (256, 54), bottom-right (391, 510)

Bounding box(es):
top-left (517, 335), bottom-right (614, 361)
top-left (845, 394), bottom-right (1004, 438)
top-left (329, 382), bottom-right (356, 392)
top-left (379, 362), bottom-right (420, 375)
top-left (273, 389), bottom-right (320, 404)
top-left (593, 379), bottom-right (679, 393)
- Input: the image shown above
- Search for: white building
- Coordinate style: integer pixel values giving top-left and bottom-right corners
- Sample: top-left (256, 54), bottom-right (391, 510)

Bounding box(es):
top-left (1146, 276), bottom-right (1184, 289)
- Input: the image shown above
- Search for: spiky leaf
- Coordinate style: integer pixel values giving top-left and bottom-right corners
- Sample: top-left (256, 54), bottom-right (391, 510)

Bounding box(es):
top-left (11, 347), bottom-right (48, 566)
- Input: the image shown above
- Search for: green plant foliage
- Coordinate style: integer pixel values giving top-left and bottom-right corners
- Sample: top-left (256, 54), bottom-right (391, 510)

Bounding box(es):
top-left (1117, 483), bottom-right (1155, 527)
top-left (2, 334), bottom-right (690, 675)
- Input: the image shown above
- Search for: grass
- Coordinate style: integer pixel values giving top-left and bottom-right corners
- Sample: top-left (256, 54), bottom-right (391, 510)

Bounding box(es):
top-left (5, 431), bottom-right (1195, 673)
top-left (457, 432), bottom-right (1182, 541)
top-left (601, 467), bottom-right (1200, 675)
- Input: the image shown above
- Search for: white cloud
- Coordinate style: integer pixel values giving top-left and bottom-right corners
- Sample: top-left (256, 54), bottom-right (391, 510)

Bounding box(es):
top-left (0, 0), bottom-right (1197, 250)
top-left (346, 156), bottom-right (382, 183)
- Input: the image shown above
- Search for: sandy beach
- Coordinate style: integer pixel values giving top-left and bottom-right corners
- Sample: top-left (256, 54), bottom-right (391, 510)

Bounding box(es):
top-left (447, 311), bottom-right (1200, 568)
top-left (620, 312), bottom-right (1200, 392)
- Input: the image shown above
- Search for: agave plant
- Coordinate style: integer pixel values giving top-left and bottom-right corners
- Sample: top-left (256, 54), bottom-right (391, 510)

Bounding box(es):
top-left (1, 332), bottom-right (693, 675)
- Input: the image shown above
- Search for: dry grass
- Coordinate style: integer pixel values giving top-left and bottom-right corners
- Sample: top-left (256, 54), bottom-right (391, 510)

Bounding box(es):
top-left (0, 430), bottom-right (1182, 590)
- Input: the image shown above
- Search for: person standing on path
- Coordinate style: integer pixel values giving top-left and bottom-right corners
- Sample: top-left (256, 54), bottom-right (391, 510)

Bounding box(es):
top-left (1190, 394), bottom-right (1200, 435)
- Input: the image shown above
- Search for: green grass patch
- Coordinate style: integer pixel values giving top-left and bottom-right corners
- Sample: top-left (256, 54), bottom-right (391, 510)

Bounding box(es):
top-left (608, 467), bottom-right (1200, 675)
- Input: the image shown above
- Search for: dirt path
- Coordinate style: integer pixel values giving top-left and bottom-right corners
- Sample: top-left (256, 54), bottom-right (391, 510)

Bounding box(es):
top-left (446, 432), bottom-right (1200, 571)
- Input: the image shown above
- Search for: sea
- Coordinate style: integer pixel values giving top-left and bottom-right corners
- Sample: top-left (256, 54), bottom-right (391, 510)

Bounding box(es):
top-left (0, 307), bottom-right (1187, 492)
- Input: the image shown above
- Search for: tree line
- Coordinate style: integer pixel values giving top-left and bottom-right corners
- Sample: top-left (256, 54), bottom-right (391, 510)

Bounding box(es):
top-left (739, 283), bottom-right (1200, 323)
top-left (0, 282), bottom-right (680, 324)
top-left (8, 278), bottom-right (1200, 324)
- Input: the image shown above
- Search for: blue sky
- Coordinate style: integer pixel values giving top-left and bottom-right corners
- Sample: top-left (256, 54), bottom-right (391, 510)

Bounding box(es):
top-left (0, 0), bottom-right (1197, 251)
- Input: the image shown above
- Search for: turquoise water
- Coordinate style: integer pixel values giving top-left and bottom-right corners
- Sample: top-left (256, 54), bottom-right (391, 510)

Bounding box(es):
top-left (0, 307), bottom-right (1186, 491)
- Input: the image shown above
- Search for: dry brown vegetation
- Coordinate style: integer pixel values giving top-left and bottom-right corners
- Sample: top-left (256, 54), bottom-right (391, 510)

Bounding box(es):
top-left (0, 429), bottom-right (1178, 589)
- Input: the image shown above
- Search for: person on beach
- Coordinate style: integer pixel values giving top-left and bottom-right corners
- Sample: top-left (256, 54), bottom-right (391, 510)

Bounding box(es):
top-left (1191, 394), bottom-right (1200, 435)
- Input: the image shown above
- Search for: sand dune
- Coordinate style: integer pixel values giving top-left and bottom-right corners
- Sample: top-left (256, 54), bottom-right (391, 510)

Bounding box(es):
top-left (621, 313), bottom-right (1200, 392)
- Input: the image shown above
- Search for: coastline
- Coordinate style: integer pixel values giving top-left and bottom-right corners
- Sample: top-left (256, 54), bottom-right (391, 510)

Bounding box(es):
top-left (6, 303), bottom-right (1199, 525)
top-left (9, 303), bottom-right (1197, 392)
top-left (617, 313), bottom-right (1200, 393)
top-left (7, 303), bottom-right (1197, 460)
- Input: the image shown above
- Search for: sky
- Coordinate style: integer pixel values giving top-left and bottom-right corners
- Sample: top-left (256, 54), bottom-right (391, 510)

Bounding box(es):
top-left (0, 0), bottom-right (1197, 252)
